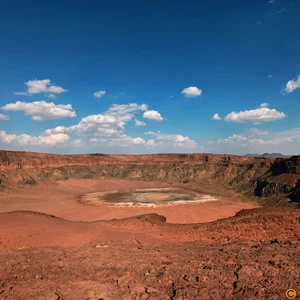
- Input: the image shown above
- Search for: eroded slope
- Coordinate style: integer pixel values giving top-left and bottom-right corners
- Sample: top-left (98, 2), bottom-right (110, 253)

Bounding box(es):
top-left (0, 209), bottom-right (299, 299)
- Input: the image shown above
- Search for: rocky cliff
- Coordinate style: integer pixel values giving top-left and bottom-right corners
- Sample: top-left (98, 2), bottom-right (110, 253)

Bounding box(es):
top-left (0, 150), bottom-right (299, 203)
top-left (255, 156), bottom-right (300, 202)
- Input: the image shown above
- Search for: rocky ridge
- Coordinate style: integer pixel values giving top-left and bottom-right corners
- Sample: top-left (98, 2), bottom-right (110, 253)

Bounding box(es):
top-left (0, 150), bottom-right (299, 203)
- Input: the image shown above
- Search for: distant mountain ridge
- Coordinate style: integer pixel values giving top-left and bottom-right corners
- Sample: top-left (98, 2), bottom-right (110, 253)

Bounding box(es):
top-left (245, 153), bottom-right (291, 158)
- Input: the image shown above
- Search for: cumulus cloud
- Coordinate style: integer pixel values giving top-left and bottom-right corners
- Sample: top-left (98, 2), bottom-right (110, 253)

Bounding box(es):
top-left (135, 119), bottom-right (146, 126)
top-left (144, 131), bottom-right (197, 148)
top-left (212, 113), bottom-right (221, 120)
top-left (145, 139), bottom-right (157, 147)
top-left (43, 103), bottom-right (196, 150)
top-left (108, 103), bottom-right (148, 115)
top-left (67, 103), bottom-right (148, 144)
top-left (207, 130), bottom-right (274, 149)
top-left (2, 101), bottom-right (76, 120)
top-left (285, 75), bottom-right (300, 93)
top-left (181, 86), bottom-right (202, 98)
top-left (132, 137), bottom-right (146, 145)
top-left (15, 79), bottom-right (67, 96)
top-left (71, 139), bottom-right (84, 147)
top-left (0, 130), bottom-right (70, 146)
top-left (93, 90), bottom-right (106, 98)
top-left (247, 128), bottom-right (270, 137)
top-left (143, 110), bottom-right (163, 121)
top-left (144, 131), bottom-right (156, 136)
top-left (224, 105), bottom-right (286, 123)
top-left (218, 134), bottom-right (273, 147)
top-left (91, 133), bottom-right (146, 148)
top-left (205, 126), bottom-right (300, 155)
top-left (43, 126), bottom-right (66, 136)
top-left (0, 102), bottom-right (198, 153)
top-left (46, 94), bottom-right (57, 99)
top-left (260, 103), bottom-right (269, 107)
top-left (0, 113), bottom-right (9, 121)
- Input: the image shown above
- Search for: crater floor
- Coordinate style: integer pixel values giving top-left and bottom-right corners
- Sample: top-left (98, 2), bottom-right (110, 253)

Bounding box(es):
top-left (82, 188), bottom-right (218, 207)
top-left (0, 178), bottom-right (255, 223)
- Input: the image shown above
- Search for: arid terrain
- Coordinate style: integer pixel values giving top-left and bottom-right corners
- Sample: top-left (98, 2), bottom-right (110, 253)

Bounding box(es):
top-left (0, 151), bottom-right (299, 299)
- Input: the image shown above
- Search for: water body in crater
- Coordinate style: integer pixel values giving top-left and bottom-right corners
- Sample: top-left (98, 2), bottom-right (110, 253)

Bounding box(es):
top-left (92, 188), bottom-right (218, 207)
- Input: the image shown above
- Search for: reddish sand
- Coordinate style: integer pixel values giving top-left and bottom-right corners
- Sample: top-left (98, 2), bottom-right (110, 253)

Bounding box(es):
top-left (0, 209), bottom-right (299, 299)
top-left (1, 178), bottom-right (299, 299)
top-left (0, 178), bottom-right (255, 224)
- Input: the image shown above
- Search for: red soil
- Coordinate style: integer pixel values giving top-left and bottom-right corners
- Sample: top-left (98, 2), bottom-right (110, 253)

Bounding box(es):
top-left (0, 178), bottom-right (255, 223)
top-left (0, 208), bottom-right (299, 299)
top-left (0, 178), bottom-right (299, 299)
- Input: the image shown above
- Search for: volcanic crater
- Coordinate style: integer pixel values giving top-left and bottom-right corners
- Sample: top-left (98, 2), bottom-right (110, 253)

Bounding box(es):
top-left (0, 151), bottom-right (299, 299)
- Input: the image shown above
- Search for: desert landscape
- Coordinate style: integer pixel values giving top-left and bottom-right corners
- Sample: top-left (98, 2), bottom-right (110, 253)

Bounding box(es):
top-left (1, 0), bottom-right (300, 298)
top-left (0, 150), bottom-right (299, 299)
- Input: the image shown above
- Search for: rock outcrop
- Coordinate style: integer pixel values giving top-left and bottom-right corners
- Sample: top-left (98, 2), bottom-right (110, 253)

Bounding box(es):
top-left (255, 156), bottom-right (300, 202)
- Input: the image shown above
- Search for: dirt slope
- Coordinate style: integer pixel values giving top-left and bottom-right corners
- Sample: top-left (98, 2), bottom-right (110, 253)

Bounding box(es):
top-left (0, 209), bottom-right (299, 299)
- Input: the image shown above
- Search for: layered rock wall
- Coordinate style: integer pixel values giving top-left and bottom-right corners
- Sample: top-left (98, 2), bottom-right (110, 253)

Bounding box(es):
top-left (0, 150), bottom-right (299, 202)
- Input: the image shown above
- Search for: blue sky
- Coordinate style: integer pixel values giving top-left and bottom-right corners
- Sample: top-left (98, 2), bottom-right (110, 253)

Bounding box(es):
top-left (0, 0), bottom-right (299, 154)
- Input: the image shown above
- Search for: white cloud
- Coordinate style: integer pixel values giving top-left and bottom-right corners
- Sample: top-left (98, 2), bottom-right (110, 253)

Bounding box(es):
top-left (247, 128), bottom-right (270, 137)
top-left (43, 126), bottom-right (66, 136)
top-left (144, 131), bottom-right (156, 135)
top-left (15, 79), bottom-right (67, 96)
top-left (205, 126), bottom-right (300, 155)
top-left (218, 134), bottom-right (249, 146)
top-left (285, 75), bottom-right (300, 93)
top-left (207, 131), bottom-right (274, 149)
top-left (212, 113), bottom-right (221, 120)
top-left (66, 103), bottom-right (148, 145)
top-left (0, 102), bottom-right (198, 153)
top-left (44, 103), bottom-right (196, 150)
top-left (99, 134), bottom-right (146, 147)
top-left (108, 103), bottom-right (148, 115)
top-left (93, 90), bottom-right (106, 98)
top-left (267, 74), bottom-right (273, 79)
top-left (78, 114), bottom-right (118, 125)
top-left (2, 101), bottom-right (76, 120)
top-left (260, 103), bottom-right (269, 107)
top-left (181, 86), bottom-right (202, 98)
top-left (224, 106), bottom-right (286, 123)
top-left (15, 92), bottom-right (28, 96)
top-left (70, 139), bottom-right (84, 147)
top-left (132, 137), bottom-right (146, 145)
top-left (143, 110), bottom-right (163, 121)
top-left (135, 119), bottom-right (146, 126)
top-left (0, 113), bottom-right (9, 121)
top-left (46, 94), bottom-right (57, 99)
top-left (0, 130), bottom-right (70, 146)
top-left (144, 131), bottom-right (197, 148)
top-left (145, 139), bottom-right (157, 147)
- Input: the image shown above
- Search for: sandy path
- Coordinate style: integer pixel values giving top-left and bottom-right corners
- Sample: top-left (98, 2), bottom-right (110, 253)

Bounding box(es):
top-left (0, 178), bottom-right (256, 223)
